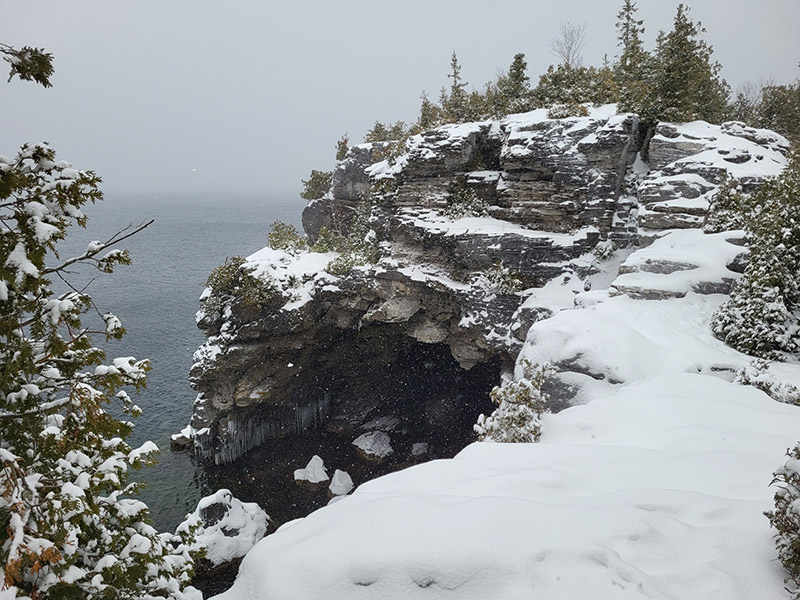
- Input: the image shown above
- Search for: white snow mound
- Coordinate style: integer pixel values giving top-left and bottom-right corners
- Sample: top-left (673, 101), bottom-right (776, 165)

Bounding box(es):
top-left (178, 489), bottom-right (268, 567)
top-left (294, 455), bottom-right (329, 483)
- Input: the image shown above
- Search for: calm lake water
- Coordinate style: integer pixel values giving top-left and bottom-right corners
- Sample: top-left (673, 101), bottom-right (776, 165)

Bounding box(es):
top-left (57, 192), bottom-right (303, 531)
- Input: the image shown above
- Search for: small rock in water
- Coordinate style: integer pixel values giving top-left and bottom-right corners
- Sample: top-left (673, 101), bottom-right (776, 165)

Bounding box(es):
top-left (411, 442), bottom-right (430, 457)
top-left (294, 455), bottom-right (329, 485)
top-left (329, 469), bottom-right (354, 496)
top-left (353, 431), bottom-right (394, 463)
top-left (170, 425), bottom-right (194, 451)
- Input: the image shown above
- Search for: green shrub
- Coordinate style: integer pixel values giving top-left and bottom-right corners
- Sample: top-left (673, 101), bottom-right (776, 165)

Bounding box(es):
top-left (475, 360), bottom-right (557, 443)
top-left (300, 169), bottom-right (332, 201)
top-left (703, 176), bottom-right (748, 233)
top-left (320, 201), bottom-right (380, 276)
top-left (765, 443), bottom-right (800, 599)
top-left (444, 182), bottom-right (489, 219)
top-left (311, 226), bottom-right (345, 253)
top-left (268, 220), bottom-right (306, 255)
top-left (547, 100), bottom-right (590, 119)
top-left (711, 147), bottom-right (800, 359)
top-left (204, 256), bottom-right (285, 314)
top-left (336, 133), bottom-right (349, 161)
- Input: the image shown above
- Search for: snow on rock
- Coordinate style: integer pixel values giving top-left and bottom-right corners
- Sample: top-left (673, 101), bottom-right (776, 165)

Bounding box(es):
top-left (639, 120), bottom-right (788, 231)
top-left (294, 455), bottom-right (329, 484)
top-left (329, 470), bottom-right (354, 496)
top-left (611, 229), bottom-right (746, 299)
top-left (352, 431), bottom-right (394, 462)
top-left (178, 489), bottom-right (269, 568)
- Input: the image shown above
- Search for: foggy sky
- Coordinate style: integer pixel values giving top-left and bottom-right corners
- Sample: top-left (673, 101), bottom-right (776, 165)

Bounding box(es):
top-left (2, 1), bottom-right (798, 200)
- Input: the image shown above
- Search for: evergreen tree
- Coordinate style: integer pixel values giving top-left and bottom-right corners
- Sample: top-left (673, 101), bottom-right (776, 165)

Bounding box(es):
top-left (758, 81), bottom-right (800, 144)
top-left (364, 121), bottom-right (408, 143)
top-left (702, 175), bottom-right (748, 233)
top-left (414, 91), bottom-right (443, 132)
top-left (335, 133), bottom-right (349, 161)
top-left (0, 42), bottom-right (198, 600)
top-left (711, 147), bottom-right (800, 359)
top-left (440, 52), bottom-right (469, 123)
top-left (0, 143), bottom-right (199, 599)
top-left (299, 169), bottom-right (332, 201)
top-left (614, 0), bottom-right (650, 115)
top-left (532, 64), bottom-right (610, 109)
top-left (496, 53), bottom-right (533, 114)
top-left (650, 4), bottom-right (730, 123)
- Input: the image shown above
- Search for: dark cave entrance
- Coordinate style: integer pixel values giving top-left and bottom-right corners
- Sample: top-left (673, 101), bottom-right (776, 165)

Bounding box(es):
top-left (310, 323), bottom-right (502, 456)
top-left (203, 323), bottom-right (502, 518)
top-left (195, 324), bottom-right (502, 596)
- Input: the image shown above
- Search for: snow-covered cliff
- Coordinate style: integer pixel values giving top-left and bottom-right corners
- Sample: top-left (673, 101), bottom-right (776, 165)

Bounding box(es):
top-left (188, 105), bottom-right (787, 468)
top-left (194, 106), bottom-right (800, 600)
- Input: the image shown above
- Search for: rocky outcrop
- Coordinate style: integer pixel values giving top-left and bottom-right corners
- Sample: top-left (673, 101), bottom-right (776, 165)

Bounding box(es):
top-left (188, 106), bottom-right (788, 467)
top-left (638, 121), bottom-right (788, 235)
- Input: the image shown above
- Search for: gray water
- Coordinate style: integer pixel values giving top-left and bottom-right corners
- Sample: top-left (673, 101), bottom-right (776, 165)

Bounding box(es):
top-left (56, 192), bottom-right (303, 531)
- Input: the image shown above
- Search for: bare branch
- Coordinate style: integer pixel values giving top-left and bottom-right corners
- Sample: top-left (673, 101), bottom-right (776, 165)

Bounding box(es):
top-left (549, 21), bottom-right (586, 69)
top-left (43, 219), bottom-right (154, 275)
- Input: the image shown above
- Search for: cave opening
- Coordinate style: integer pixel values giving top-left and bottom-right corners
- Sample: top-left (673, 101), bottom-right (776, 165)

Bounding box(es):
top-left (203, 323), bottom-right (503, 526)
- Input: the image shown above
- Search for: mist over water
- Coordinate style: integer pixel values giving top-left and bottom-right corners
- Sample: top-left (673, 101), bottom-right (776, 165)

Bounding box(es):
top-left (56, 192), bottom-right (303, 531)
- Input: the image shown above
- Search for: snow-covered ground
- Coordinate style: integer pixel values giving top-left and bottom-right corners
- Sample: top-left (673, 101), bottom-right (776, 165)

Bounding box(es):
top-left (214, 225), bottom-right (800, 599)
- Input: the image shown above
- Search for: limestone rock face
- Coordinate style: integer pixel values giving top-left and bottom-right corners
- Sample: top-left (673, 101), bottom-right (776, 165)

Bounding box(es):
top-left (189, 105), bottom-right (788, 466)
top-left (638, 121), bottom-right (788, 235)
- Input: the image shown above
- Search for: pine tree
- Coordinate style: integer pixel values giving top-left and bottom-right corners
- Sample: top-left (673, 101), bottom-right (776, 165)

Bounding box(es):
top-left (299, 169), bottom-right (332, 201)
top-left (758, 82), bottom-right (800, 144)
top-left (650, 4), bottom-right (730, 123)
top-left (703, 175), bottom-right (748, 233)
top-left (440, 52), bottom-right (469, 123)
top-left (335, 133), bottom-right (349, 161)
top-left (711, 147), bottom-right (800, 359)
top-left (496, 53), bottom-right (533, 114)
top-left (0, 143), bottom-right (199, 599)
top-left (614, 0), bottom-right (650, 115)
top-left (415, 91), bottom-right (443, 132)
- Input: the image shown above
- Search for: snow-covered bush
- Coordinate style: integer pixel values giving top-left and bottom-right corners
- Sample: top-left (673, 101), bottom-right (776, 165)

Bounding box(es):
top-left (474, 261), bottom-right (523, 295)
top-left (475, 360), bottom-right (557, 443)
top-left (203, 256), bottom-right (286, 314)
top-left (592, 239), bottom-right (617, 260)
top-left (712, 147), bottom-right (800, 359)
top-left (310, 226), bottom-right (341, 253)
top-left (735, 359), bottom-right (800, 405)
top-left (267, 220), bottom-right (306, 255)
top-left (177, 489), bottom-right (268, 568)
top-left (547, 100), bottom-right (590, 119)
top-left (321, 201), bottom-right (380, 276)
top-left (703, 175), bottom-right (748, 233)
top-left (765, 443), bottom-right (800, 599)
top-left (444, 182), bottom-right (488, 219)
top-left (0, 143), bottom-right (198, 599)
